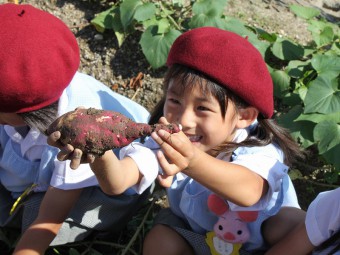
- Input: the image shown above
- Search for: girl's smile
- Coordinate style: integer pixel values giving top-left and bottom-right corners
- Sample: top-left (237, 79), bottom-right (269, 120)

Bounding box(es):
top-left (163, 80), bottom-right (239, 152)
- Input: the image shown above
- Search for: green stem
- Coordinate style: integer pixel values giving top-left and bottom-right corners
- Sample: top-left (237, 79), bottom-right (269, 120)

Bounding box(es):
top-left (158, 2), bottom-right (181, 31)
top-left (121, 200), bottom-right (155, 255)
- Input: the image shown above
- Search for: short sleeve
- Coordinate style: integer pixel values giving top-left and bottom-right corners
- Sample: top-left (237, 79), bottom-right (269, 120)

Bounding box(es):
top-left (306, 188), bottom-right (340, 246)
top-left (50, 159), bottom-right (98, 189)
top-left (228, 145), bottom-right (289, 211)
top-left (119, 138), bottom-right (160, 194)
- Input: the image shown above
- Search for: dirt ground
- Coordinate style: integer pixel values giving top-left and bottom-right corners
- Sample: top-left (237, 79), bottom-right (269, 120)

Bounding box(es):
top-left (2, 0), bottom-right (339, 210)
top-left (5, 0), bottom-right (338, 113)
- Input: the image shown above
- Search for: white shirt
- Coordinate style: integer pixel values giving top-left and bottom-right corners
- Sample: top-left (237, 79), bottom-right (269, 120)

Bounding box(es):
top-left (306, 188), bottom-right (340, 254)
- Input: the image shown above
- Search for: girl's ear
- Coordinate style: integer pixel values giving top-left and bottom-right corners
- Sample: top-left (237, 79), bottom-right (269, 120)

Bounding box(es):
top-left (235, 107), bottom-right (259, 129)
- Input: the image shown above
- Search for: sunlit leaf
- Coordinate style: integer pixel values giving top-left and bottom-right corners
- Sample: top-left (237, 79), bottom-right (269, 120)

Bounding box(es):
top-left (311, 54), bottom-right (340, 79)
top-left (314, 120), bottom-right (340, 153)
top-left (192, 0), bottom-right (227, 16)
top-left (223, 18), bottom-right (270, 56)
top-left (290, 4), bottom-right (320, 20)
top-left (296, 112), bottom-right (340, 124)
top-left (189, 15), bottom-right (227, 29)
top-left (91, 6), bottom-right (119, 32)
top-left (304, 76), bottom-right (340, 114)
top-left (272, 37), bottom-right (304, 60)
top-left (134, 3), bottom-right (156, 22)
top-left (120, 0), bottom-right (143, 31)
top-left (286, 60), bottom-right (312, 78)
top-left (156, 18), bottom-right (171, 34)
top-left (140, 26), bottom-right (181, 68)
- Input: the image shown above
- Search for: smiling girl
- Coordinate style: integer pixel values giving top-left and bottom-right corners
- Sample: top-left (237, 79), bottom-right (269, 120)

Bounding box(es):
top-left (49, 27), bottom-right (305, 254)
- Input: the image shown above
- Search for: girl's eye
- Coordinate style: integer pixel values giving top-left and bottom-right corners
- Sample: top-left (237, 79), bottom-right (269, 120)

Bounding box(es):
top-left (197, 106), bottom-right (210, 111)
top-left (168, 98), bottom-right (180, 104)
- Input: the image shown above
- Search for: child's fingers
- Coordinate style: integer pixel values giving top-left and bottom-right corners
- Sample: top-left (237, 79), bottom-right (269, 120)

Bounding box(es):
top-left (70, 148), bottom-right (83, 170)
top-left (57, 144), bottom-right (75, 161)
top-left (158, 117), bottom-right (169, 125)
top-left (47, 131), bottom-right (63, 148)
top-left (156, 150), bottom-right (182, 176)
top-left (154, 129), bottom-right (192, 158)
top-left (157, 174), bottom-right (174, 188)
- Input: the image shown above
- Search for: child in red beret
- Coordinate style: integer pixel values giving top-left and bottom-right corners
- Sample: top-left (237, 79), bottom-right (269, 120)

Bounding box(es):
top-left (0, 3), bottom-right (151, 255)
top-left (266, 188), bottom-right (340, 255)
top-left (49, 27), bottom-right (306, 254)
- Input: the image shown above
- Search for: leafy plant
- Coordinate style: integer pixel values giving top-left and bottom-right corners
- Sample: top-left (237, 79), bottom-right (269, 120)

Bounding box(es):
top-left (273, 5), bottom-right (340, 177)
top-left (91, 1), bottom-right (340, 178)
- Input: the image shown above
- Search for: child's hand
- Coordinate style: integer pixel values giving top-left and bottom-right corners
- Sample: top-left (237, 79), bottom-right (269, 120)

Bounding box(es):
top-left (157, 174), bottom-right (174, 188)
top-left (151, 117), bottom-right (199, 176)
top-left (47, 130), bottom-right (95, 169)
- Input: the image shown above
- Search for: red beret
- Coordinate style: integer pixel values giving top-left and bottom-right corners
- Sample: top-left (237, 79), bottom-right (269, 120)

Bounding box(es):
top-left (167, 27), bottom-right (273, 118)
top-left (0, 4), bottom-right (80, 113)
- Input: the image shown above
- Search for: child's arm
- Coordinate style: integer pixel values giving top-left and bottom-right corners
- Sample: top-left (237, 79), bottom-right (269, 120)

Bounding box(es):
top-left (48, 130), bottom-right (144, 195)
top-left (89, 150), bottom-right (143, 195)
top-left (152, 128), bottom-right (268, 207)
top-left (264, 221), bottom-right (314, 255)
top-left (13, 187), bottom-right (83, 255)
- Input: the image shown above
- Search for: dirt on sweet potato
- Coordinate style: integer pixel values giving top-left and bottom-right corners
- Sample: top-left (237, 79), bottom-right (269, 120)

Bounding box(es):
top-left (46, 108), bottom-right (180, 156)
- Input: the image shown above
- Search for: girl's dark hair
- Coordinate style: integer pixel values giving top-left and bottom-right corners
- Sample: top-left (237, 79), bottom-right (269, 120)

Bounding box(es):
top-left (315, 229), bottom-right (340, 254)
top-left (19, 101), bottom-right (59, 133)
top-left (149, 64), bottom-right (304, 166)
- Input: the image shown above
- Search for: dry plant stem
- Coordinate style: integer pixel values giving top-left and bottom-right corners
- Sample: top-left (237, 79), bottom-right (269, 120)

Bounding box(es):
top-left (121, 200), bottom-right (155, 255)
top-left (297, 177), bottom-right (339, 189)
top-left (131, 87), bottom-right (141, 101)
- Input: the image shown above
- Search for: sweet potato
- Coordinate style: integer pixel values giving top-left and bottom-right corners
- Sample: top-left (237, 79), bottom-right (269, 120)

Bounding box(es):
top-left (46, 108), bottom-right (180, 156)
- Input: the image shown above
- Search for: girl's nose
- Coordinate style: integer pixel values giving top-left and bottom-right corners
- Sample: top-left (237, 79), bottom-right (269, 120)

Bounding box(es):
top-left (177, 109), bottom-right (196, 128)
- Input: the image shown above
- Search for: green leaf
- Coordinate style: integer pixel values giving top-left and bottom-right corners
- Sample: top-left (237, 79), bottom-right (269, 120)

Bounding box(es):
top-left (304, 76), bottom-right (340, 114)
top-left (223, 18), bottom-right (270, 57)
top-left (289, 169), bottom-right (303, 180)
top-left (120, 0), bottom-right (143, 31)
top-left (134, 3), bottom-right (156, 22)
top-left (272, 37), bottom-right (304, 60)
top-left (172, 0), bottom-right (186, 7)
top-left (312, 26), bottom-right (334, 47)
top-left (298, 85), bottom-right (309, 101)
top-left (276, 105), bottom-right (315, 148)
top-left (290, 4), bottom-right (320, 20)
top-left (90, 6), bottom-right (126, 46)
top-left (314, 120), bottom-right (340, 153)
top-left (192, 0), bottom-right (227, 16)
top-left (286, 60), bottom-right (311, 78)
top-left (321, 144), bottom-right (340, 171)
top-left (91, 6), bottom-right (119, 32)
top-left (157, 18), bottom-right (171, 34)
top-left (311, 54), bottom-right (340, 80)
top-left (271, 70), bottom-right (290, 99)
top-left (189, 15), bottom-right (227, 29)
top-left (140, 26), bottom-right (181, 69)
top-left (282, 92), bottom-right (303, 106)
top-left (142, 16), bottom-right (158, 28)
top-left (296, 112), bottom-right (340, 124)
top-left (253, 28), bottom-right (277, 43)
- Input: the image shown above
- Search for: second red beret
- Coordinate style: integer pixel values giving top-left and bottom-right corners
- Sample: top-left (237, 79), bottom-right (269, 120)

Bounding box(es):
top-left (167, 27), bottom-right (273, 118)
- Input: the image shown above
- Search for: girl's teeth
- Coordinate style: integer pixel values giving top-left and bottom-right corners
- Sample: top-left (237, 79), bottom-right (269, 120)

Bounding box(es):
top-left (188, 136), bottom-right (200, 142)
